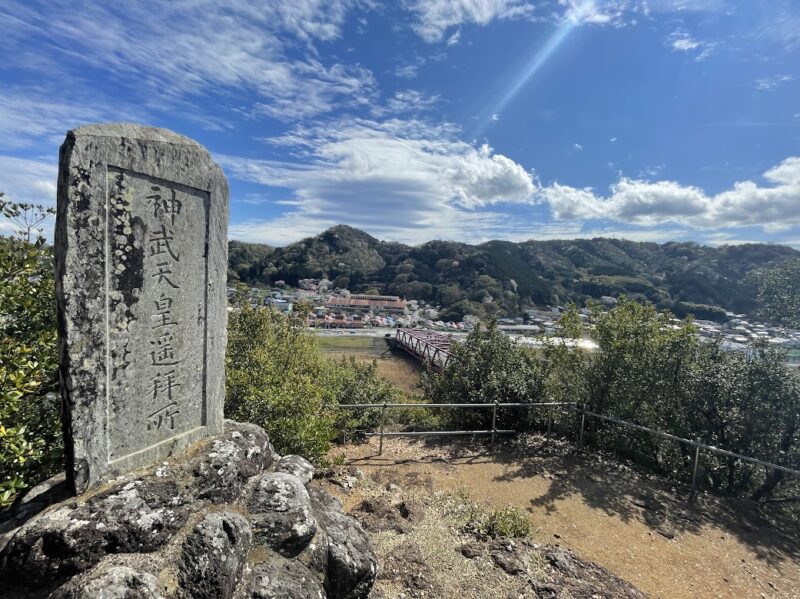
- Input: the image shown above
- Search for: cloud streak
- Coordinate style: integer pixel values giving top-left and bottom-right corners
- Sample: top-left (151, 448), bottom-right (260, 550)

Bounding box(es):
top-left (2, 0), bottom-right (377, 125)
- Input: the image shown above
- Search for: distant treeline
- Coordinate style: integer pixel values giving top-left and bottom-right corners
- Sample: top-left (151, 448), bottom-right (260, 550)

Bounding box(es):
top-left (228, 225), bottom-right (800, 324)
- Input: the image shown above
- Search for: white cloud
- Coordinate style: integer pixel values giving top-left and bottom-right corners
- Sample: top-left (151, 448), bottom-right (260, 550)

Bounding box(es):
top-left (667, 30), bottom-right (715, 60)
top-left (406, 0), bottom-right (538, 43)
top-left (2, 0), bottom-right (377, 123)
top-left (561, 0), bottom-right (624, 25)
top-left (447, 29), bottom-right (462, 45)
top-left (220, 116), bottom-right (536, 244)
top-left (394, 64), bottom-right (421, 79)
top-left (542, 156), bottom-right (800, 230)
top-left (0, 156), bottom-right (58, 206)
top-left (754, 9), bottom-right (800, 50)
top-left (670, 33), bottom-right (700, 51)
top-left (0, 92), bottom-right (141, 150)
top-left (373, 90), bottom-right (442, 116)
top-left (573, 143), bottom-right (583, 150)
top-left (754, 75), bottom-right (793, 91)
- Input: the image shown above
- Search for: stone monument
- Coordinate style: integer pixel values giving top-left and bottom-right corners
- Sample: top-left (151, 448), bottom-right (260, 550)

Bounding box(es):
top-left (55, 123), bottom-right (229, 493)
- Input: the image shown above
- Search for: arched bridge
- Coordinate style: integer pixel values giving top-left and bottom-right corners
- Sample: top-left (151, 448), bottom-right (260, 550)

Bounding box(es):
top-left (393, 329), bottom-right (453, 371)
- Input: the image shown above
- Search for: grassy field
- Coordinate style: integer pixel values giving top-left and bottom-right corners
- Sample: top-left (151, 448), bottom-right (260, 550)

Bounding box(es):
top-left (317, 334), bottom-right (425, 396)
top-left (317, 334), bottom-right (390, 355)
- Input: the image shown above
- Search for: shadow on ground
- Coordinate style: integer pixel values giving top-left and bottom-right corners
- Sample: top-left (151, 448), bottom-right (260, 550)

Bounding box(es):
top-left (343, 432), bottom-right (800, 572)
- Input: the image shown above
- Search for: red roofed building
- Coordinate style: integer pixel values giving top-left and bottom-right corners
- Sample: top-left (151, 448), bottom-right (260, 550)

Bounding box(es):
top-left (326, 294), bottom-right (406, 314)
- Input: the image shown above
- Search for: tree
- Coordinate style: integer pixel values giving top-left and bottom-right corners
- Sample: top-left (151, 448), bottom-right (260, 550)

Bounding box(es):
top-left (1, 196), bottom-right (54, 243)
top-left (225, 289), bottom-right (401, 461)
top-left (748, 258), bottom-right (800, 328)
top-left (0, 195), bottom-right (61, 507)
top-left (225, 291), bottom-right (338, 460)
top-left (422, 321), bottom-right (546, 431)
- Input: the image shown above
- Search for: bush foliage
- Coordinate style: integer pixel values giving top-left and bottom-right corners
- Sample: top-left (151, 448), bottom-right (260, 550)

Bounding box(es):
top-left (225, 289), bottom-right (402, 461)
top-left (0, 197), bottom-right (61, 507)
top-left (424, 297), bottom-right (800, 504)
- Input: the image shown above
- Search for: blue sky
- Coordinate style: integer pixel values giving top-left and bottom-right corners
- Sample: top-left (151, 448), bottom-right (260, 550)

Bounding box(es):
top-left (1, 0), bottom-right (799, 247)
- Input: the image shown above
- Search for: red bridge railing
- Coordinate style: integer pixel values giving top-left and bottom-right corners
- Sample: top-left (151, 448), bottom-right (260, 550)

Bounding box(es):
top-left (394, 329), bottom-right (452, 371)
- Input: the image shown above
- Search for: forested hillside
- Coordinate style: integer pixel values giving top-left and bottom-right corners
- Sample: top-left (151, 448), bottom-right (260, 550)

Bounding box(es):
top-left (228, 225), bottom-right (799, 321)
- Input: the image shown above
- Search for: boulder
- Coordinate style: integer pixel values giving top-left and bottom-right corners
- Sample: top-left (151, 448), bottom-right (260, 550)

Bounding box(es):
top-left (298, 528), bottom-right (330, 585)
top-left (189, 422), bottom-right (278, 502)
top-left (0, 422), bottom-right (376, 599)
top-left (0, 478), bottom-right (190, 587)
top-left (315, 504), bottom-right (377, 599)
top-left (179, 511), bottom-right (252, 599)
top-left (277, 455), bottom-right (315, 486)
top-left (242, 553), bottom-right (326, 599)
top-left (50, 565), bottom-right (164, 599)
top-left (246, 472), bottom-right (317, 558)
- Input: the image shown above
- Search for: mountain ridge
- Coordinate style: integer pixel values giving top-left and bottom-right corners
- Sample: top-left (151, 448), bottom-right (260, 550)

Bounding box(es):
top-left (228, 226), bottom-right (800, 321)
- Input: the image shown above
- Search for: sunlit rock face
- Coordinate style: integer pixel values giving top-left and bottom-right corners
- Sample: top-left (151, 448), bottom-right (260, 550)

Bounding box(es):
top-left (0, 422), bottom-right (377, 599)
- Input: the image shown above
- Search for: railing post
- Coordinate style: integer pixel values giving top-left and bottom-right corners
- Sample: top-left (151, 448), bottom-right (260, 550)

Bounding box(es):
top-left (378, 402), bottom-right (387, 456)
top-left (578, 405), bottom-right (586, 448)
top-left (547, 405), bottom-right (553, 435)
top-left (689, 438), bottom-right (701, 503)
top-left (491, 400), bottom-right (498, 444)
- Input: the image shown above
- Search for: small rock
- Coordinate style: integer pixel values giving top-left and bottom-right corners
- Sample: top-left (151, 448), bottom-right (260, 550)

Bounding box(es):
top-left (656, 527), bottom-right (675, 540)
top-left (491, 551), bottom-right (524, 575)
top-left (459, 543), bottom-right (482, 559)
top-left (546, 548), bottom-right (577, 577)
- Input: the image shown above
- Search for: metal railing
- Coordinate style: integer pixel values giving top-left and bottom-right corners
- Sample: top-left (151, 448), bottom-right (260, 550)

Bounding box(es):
top-left (338, 400), bottom-right (800, 502)
top-left (574, 406), bottom-right (800, 500)
top-left (338, 401), bottom-right (575, 454)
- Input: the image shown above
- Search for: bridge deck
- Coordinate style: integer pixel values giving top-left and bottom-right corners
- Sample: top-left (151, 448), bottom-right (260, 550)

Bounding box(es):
top-left (394, 329), bottom-right (452, 371)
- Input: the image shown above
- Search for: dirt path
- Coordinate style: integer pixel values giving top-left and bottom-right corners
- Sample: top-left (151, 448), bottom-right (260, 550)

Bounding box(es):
top-left (330, 436), bottom-right (800, 599)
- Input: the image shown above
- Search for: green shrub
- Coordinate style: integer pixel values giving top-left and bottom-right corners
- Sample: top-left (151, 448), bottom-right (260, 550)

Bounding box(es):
top-left (479, 505), bottom-right (533, 538)
top-left (422, 321), bottom-right (546, 431)
top-left (225, 293), bottom-right (338, 461)
top-left (446, 490), bottom-right (531, 539)
top-left (225, 290), bottom-right (407, 460)
top-left (329, 356), bottom-right (400, 437)
top-left (0, 197), bottom-right (61, 507)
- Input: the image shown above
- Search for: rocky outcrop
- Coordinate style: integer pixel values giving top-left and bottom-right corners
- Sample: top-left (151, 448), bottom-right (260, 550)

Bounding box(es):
top-left (0, 421), bottom-right (377, 599)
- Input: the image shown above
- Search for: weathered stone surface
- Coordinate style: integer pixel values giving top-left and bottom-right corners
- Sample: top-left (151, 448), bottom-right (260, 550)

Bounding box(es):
top-left (0, 478), bottom-right (190, 586)
top-left (179, 511), bottom-right (252, 599)
top-left (277, 455), bottom-right (315, 486)
top-left (308, 485), bottom-right (343, 513)
top-left (297, 528), bottom-right (330, 585)
top-left (188, 421), bottom-right (278, 502)
top-left (242, 554), bottom-right (326, 599)
top-left (0, 472), bottom-right (70, 553)
top-left (246, 472), bottom-right (317, 557)
top-left (51, 565), bottom-right (164, 599)
top-left (0, 422), bottom-right (377, 599)
top-left (56, 123), bottom-right (229, 494)
top-left (314, 502), bottom-right (377, 599)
